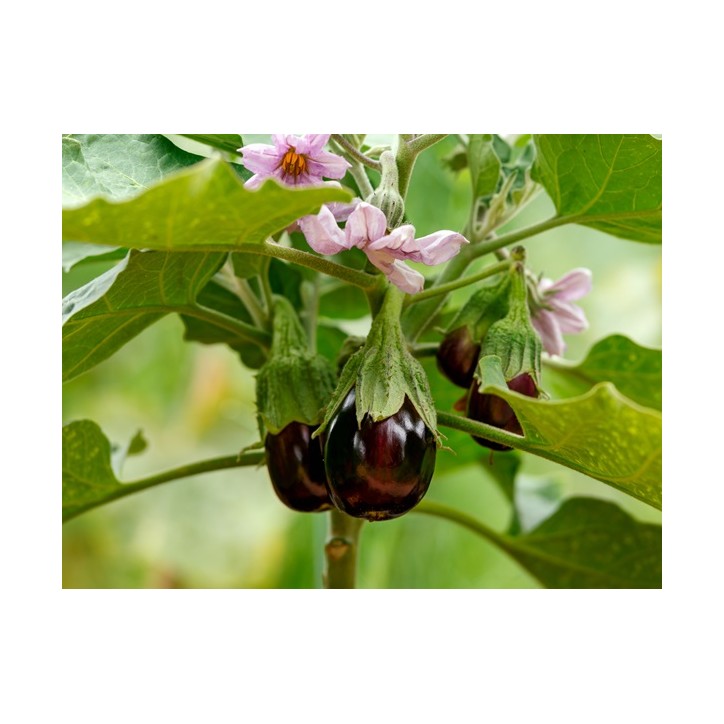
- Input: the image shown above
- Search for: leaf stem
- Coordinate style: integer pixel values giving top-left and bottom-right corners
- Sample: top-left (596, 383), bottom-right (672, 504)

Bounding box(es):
top-left (218, 258), bottom-right (268, 328)
top-left (185, 304), bottom-right (271, 348)
top-left (63, 450), bottom-right (266, 522)
top-left (413, 500), bottom-right (506, 548)
top-left (323, 509), bottom-right (365, 588)
top-left (331, 134), bottom-right (382, 171)
top-left (470, 215), bottom-right (570, 258)
top-left (235, 241), bottom-right (380, 290)
top-left (436, 409), bottom-right (524, 450)
top-left (405, 260), bottom-right (511, 305)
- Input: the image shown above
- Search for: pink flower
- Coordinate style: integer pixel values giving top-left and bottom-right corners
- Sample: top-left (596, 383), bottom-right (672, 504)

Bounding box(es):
top-left (531, 268), bottom-right (592, 356)
top-left (239, 134), bottom-right (351, 189)
top-left (299, 202), bottom-right (468, 294)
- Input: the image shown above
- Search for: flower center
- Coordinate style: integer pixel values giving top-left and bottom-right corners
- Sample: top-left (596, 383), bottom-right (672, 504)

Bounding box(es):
top-left (280, 148), bottom-right (308, 179)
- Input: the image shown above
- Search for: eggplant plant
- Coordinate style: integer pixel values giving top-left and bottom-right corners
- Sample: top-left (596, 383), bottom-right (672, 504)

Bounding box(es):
top-left (62, 133), bottom-right (662, 588)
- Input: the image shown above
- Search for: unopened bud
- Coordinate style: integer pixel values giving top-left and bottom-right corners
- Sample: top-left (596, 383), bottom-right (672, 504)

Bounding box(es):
top-left (366, 151), bottom-right (405, 228)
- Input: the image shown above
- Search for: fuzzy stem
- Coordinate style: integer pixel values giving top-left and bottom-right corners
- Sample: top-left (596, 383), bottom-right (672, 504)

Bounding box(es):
top-left (407, 134), bottom-right (449, 155)
top-left (323, 509), bottom-right (365, 588)
top-left (331, 134), bottom-right (382, 171)
top-left (185, 304), bottom-right (271, 348)
top-left (218, 259), bottom-right (268, 328)
top-left (349, 163), bottom-right (374, 199)
top-left (235, 241), bottom-right (379, 290)
top-left (405, 260), bottom-right (511, 305)
top-left (63, 450), bottom-right (266, 522)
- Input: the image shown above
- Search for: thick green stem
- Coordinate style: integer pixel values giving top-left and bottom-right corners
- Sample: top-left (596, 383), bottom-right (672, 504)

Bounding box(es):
top-left (323, 509), bottom-right (365, 588)
top-left (407, 134), bottom-right (448, 155)
top-left (235, 242), bottom-right (379, 290)
top-left (405, 260), bottom-right (511, 305)
top-left (396, 138), bottom-right (416, 199)
top-left (63, 450), bottom-right (266, 522)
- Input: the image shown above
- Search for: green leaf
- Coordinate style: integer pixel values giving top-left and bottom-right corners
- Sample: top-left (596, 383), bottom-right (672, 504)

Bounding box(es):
top-left (502, 497), bottom-right (661, 588)
top-left (62, 242), bottom-right (126, 272)
top-left (62, 250), bottom-right (226, 382)
top-left (532, 134), bottom-right (662, 243)
top-left (543, 334), bottom-right (662, 410)
top-left (62, 158), bottom-right (353, 250)
top-left (62, 133), bottom-right (202, 208)
top-left (178, 134), bottom-right (243, 155)
top-left (468, 134), bottom-right (501, 199)
top-left (63, 420), bottom-right (132, 521)
top-left (479, 379), bottom-right (661, 508)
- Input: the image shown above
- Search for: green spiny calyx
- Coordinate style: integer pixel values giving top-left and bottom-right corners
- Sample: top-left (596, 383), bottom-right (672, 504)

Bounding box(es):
top-left (255, 296), bottom-right (336, 434)
top-left (475, 259), bottom-right (541, 389)
top-left (315, 284), bottom-right (440, 444)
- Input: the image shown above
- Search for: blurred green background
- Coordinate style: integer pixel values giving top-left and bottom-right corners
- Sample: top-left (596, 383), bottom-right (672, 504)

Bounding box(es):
top-left (62, 136), bottom-right (662, 588)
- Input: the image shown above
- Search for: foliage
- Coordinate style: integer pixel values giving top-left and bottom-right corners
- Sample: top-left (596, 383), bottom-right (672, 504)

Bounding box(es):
top-left (62, 133), bottom-right (662, 589)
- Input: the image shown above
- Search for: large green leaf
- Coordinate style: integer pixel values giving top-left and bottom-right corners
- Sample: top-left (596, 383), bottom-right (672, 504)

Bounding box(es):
top-left (532, 134), bottom-right (662, 243)
top-left (543, 334), bottom-right (662, 410)
top-left (62, 250), bottom-right (226, 382)
top-left (62, 158), bottom-right (352, 250)
top-left (62, 133), bottom-right (202, 208)
top-left (443, 357), bottom-right (662, 508)
top-left (63, 420), bottom-right (131, 521)
top-left (503, 497), bottom-right (661, 588)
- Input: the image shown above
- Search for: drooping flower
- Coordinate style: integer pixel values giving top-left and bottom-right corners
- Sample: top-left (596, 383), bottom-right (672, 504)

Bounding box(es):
top-left (530, 268), bottom-right (592, 356)
top-left (238, 134), bottom-right (351, 189)
top-left (299, 202), bottom-right (468, 294)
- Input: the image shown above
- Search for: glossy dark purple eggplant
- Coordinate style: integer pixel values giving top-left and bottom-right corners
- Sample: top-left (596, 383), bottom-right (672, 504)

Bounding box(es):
top-left (323, 388), bottom-right (436, 521)
top-left (467, 373), bottom-right (538, 451)
top-left (436, 326), bottom-right (481, 389)
top-left (265, 422), bottom-right (333, 512)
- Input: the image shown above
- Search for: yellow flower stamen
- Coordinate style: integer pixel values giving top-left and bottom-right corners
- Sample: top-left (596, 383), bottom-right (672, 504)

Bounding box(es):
top-left (280, 148), bottom-right (308, 179)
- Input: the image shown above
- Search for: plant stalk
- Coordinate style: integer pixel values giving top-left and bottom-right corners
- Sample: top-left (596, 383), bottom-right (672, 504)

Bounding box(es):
top-left (323, 509), bottom-right (365, 588)
top-left (235, 241), bottom-right (379, 290)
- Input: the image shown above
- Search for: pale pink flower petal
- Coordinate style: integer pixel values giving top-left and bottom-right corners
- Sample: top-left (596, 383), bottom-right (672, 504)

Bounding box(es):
top-left (531, 267), bottom-right (592, 355)
top-left (297, 206), bottom-right (352, 255)
top-left (345, 203), bottom-right (388, 249)
top-left (366, 249), bottom-right (425, 294)
top-left (238, 134), bottom-right (349, 188)
top-left (532, 309), bottom-right (566, 357)
top-left (304, 134), bottom-right (332, 154)
top-left (548, 298), bottom-right (589, 334)
top-left (239, 143), bottom-right (282, 175)
top-left (368, 228), bottom-right (467, 265)
top-left (545, 268), bottom-right (592, 302)
top-left (364, 225), bottom-right (416, 254)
